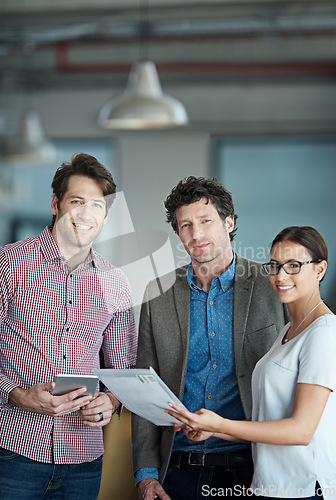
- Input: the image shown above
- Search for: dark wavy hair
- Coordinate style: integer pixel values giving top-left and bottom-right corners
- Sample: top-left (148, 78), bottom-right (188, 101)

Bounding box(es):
top-left (164, 176), bottom-right (238, 240)
top-left (271, 226), bottom-right (328, 281)
top-left (51, 153), bottom-right (116, 227)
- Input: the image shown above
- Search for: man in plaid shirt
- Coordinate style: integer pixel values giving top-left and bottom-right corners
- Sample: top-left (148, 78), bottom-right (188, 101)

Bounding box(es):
top-left (0, 153), bottom-right (137, 499)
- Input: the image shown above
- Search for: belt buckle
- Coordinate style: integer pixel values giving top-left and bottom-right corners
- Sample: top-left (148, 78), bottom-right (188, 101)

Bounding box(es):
top-left (187, 451), bottom-right (205, 466)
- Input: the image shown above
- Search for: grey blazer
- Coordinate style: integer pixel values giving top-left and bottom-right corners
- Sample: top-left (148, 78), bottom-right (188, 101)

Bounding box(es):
top-left (132, 254), bottom-right (289, 482)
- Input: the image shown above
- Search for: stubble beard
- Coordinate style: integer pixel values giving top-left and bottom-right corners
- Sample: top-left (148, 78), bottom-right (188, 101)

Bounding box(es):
top-left (190, 246), bottom-right (222, 265)
top-left (56, 217), bottom-right (98, 250)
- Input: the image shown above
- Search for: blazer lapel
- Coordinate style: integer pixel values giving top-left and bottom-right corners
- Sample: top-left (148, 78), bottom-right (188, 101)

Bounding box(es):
top-left (233, 255), bottom-right (254, 363)
top-left (172, 267), bottom-right (191, 397)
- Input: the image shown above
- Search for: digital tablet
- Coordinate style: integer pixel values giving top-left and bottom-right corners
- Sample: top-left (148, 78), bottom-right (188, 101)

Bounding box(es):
top-left (52, 374), bottom-right (99, 398)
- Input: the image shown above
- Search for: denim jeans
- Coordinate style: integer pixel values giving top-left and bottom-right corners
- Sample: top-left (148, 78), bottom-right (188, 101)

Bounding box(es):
top-left (162, 453), bottom-right (254, 499)
top-left (0, 447), bottom-right (103, 500)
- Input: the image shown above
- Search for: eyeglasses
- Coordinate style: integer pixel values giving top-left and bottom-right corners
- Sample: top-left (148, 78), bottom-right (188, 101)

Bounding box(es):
top-left (263, 259), bottom-right (322, 275)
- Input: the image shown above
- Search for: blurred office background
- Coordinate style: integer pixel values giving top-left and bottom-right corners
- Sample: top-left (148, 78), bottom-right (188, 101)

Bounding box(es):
top-left (0, 0), bottom-right (335, 498)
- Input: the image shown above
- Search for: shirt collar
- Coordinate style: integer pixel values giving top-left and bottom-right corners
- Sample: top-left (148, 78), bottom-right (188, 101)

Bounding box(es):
top-left (39, 226), bottom-right (63, 262)
top-left (187, 253), bottom-right (236, 292)
top-left (38, 225), bottom-right (97, 269)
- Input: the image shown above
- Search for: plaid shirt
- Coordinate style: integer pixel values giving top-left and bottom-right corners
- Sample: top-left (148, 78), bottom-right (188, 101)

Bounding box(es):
top-left (0, 226), bottom-right (137, 464)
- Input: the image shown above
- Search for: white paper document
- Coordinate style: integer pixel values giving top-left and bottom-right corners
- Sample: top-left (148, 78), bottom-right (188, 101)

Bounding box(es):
top-left (94, 367), bottom-right (186, 426)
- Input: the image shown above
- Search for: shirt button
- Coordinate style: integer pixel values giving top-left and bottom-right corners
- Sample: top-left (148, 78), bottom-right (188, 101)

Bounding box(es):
top-left (209, 301), bottom-right (213, 305)
top-left (63, 355), bottom-right (67, 360)
top-left (208, 395), bottom-right (212, 400)
top-left (223, 285), bottom-right (227, 289)
top-left (211, 332), bottom-right (215, 337)
top-left (213, 364), bottom-right (217, 369)
top-left (204, 443), bottom-right (208, 447)
top-left (66, 327), bottom-right (69, 332)
top-left (69, 300), bottom-right (72, 304)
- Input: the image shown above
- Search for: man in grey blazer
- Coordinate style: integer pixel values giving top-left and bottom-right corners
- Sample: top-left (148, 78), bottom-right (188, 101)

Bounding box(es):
top-left (132, 176), bottom-right (288, 500)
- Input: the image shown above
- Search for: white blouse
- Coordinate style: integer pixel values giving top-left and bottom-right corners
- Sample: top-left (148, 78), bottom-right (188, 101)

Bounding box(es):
top-left (250, 315), bottom-right (336, 498)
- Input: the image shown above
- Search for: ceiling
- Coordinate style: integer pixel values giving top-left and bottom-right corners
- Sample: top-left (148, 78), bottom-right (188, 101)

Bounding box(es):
top-left (0, 0), bottom-right (335, 92)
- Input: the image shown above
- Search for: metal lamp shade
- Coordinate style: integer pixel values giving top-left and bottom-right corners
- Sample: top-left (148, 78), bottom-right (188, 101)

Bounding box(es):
top-left (2, 111), bottom-right (56, 164)
top-left (98, 61), bottom-right (189, 129)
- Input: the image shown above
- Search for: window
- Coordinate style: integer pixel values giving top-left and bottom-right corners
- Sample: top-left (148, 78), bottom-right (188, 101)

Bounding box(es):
top-left (215, 137), bottom-right (336, 305)
top-left (0, 140), bottom-right (116, 246)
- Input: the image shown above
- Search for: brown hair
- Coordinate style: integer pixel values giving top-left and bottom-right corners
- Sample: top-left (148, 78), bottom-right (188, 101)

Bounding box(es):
top-left (51, 153), bottom-right (116, 226)
top-left (164, 176), bottom-right (238, 240)
top-left (271, 226), bottom-right (328, 281)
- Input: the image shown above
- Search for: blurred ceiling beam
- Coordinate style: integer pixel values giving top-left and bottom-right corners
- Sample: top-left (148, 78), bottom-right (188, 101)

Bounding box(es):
top-left (0, 0), bottom-right (335, 92)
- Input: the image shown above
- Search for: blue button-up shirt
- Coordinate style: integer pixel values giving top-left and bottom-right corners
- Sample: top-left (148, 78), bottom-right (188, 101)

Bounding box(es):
top-left (135, 255), bottom-right (247, 485)
top-left (173, 254), bottom-right (246, 453)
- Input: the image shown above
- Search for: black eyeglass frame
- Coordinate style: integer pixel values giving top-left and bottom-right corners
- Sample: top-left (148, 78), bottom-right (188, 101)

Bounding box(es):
top-left (263, 259), bottom-right (322, 276)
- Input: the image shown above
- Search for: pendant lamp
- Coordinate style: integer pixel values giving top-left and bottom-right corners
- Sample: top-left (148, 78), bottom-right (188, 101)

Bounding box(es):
top-left (98, 60), bottom-right (189, 129)
top-left (2, 110), bottom-right (56, 164)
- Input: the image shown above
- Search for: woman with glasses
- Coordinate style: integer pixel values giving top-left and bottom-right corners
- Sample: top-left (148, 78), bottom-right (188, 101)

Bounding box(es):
top-left (166, 226), bottom-right (336, 499)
